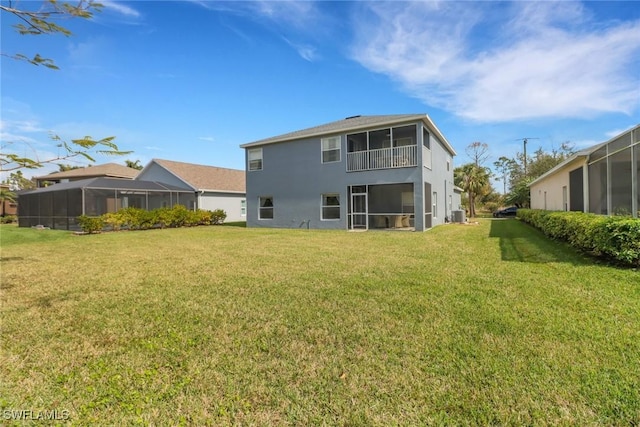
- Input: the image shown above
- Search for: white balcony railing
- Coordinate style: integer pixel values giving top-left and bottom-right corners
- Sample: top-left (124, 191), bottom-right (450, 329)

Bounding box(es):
top-left (347, 145), bottom-right (417, 172)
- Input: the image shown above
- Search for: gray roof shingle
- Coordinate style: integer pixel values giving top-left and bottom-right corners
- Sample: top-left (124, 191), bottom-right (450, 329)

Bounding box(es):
top-left (240, 114), bottom-right (456, 155)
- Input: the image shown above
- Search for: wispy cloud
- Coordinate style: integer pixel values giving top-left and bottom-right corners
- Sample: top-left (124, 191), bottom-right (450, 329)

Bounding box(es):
top-left (101, 1), bottom-right (142, 18)
top-left (190, 0), bottom-right (324, 61)
top-left (351, 1), bottom-right (640, 123)
top-left (282, 37), bottom-right (319, 62)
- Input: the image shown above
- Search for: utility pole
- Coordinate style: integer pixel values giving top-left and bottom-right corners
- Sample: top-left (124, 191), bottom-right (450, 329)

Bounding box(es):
top-left (515, 137), bottom-right (539, 176)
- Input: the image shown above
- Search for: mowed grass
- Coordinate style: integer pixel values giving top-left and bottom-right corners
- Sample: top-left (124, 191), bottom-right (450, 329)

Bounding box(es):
top-left (1, 220), bottom-right (639, 425)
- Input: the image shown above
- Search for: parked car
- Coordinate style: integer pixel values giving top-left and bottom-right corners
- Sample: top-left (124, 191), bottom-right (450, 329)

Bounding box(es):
top-left (493, 206), bottom-right (518, 218)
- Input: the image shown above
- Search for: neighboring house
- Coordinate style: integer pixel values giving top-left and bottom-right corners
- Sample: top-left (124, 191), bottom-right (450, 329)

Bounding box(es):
top-left (35, 163), bottom-right (139, 187)
top-left (18, 159), bottom-right (247, 230)
top-left (18, 178), bottom-right (195, 230)
top-left (136, 159), bottom-right (246, 222)
top-left (529, 124), bottom-right (639, 217)
top-left (240, 114), bottom-right (460, 231)
top-left (1, 183), bottom-right (18, 216)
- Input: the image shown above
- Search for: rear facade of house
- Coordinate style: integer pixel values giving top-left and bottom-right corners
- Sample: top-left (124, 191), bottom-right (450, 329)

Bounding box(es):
top-left (240, 114), bottom-right (459, 231)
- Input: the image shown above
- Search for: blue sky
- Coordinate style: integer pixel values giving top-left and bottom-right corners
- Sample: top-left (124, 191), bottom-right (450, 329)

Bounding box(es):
top-left (2, 1), bottom-right (639, 189)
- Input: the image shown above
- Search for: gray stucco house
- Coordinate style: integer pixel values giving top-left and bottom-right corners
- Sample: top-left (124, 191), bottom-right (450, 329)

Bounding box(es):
top-left (240, 114), bottom-right (460, 231)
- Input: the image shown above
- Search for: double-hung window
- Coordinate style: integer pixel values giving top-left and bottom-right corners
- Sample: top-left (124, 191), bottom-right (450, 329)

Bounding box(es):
top-left (259, 196), bottom-right (273, 219)
top-left (321, 194), bottom-right (340, 220)
top-left (248, 148), bottom-right (263, 171)
top-left (321, 136), bottom-right (341, 163)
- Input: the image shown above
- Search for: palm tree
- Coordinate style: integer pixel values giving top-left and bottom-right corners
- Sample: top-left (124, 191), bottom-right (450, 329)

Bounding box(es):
top-left (454, 163), bottom-right (490, 218)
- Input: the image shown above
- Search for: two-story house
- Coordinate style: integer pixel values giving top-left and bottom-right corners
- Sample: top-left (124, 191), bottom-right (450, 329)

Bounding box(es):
top-left (240, 114), bottom-right (460, 231)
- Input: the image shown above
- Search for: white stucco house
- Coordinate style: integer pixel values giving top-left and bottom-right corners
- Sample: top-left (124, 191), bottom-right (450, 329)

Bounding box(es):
top-left (136, 159), bottom-right (246, 221)
top-left (529, 125), bottom-right (639, 217)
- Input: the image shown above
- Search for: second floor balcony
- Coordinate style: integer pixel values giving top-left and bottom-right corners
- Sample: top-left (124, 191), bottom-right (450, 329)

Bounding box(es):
top-left (347, 145), bottom-right (418, 172)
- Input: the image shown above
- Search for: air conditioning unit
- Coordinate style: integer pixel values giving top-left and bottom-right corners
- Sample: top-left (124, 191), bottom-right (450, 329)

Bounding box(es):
top-left (452, 210), bottom-right (466, 223)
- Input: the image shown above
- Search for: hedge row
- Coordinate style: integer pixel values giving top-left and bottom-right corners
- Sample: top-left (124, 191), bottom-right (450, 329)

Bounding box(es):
top-left (517, 209), bottom-right (640, 267)
top-left (77, 205), bottom-right (226, 234)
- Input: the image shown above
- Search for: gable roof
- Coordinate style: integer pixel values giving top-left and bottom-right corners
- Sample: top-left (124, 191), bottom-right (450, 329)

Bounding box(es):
top-left (528, 123), bottom-right (640, 187)
top-left (35, 163), bottom-right (139, 181)
top-left (146, 159), bottom-right (246, 193)
top-left (240, 114), bottom-right (457, 156)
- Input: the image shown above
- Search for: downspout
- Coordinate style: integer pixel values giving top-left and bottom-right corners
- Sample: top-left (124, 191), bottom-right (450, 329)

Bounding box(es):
top-left (196, 190), bottom-right (204, 210)
top-left (82, 188), bottom-right (86, 215)
top-left (444, 180), bottom-right (448, 222)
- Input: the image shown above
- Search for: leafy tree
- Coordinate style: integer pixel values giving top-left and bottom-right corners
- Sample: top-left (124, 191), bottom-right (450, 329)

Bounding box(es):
top-left (505, 177), bottom-right (534, 208)
top-left (58, 164), bottom-right (83, 172)
top-left (125, 159), bottom-right (144, 170)
top-left (1, 134), bottom-right (131, 173)
top-left (493, 156), bottom-right (516, 195)
top-left (1, 0), bottom-right (103, 70)
top-left (502, 142), bottom-right (575, 208)
top-left (1, 1), bottom-right (131, 174)
top-left (3, 171), bottom-right (36, 191)
top-left (0, 187), bottom-right (17, 217)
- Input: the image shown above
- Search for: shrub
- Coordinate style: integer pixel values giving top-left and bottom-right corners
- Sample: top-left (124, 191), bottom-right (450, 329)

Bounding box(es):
top-left (210, 209), bottom-right (227, 225)
top-left (77, 215), bottom-right (105, 234)
top-left (154, 207), bottom-right (173, 229)
top-left (168, 205), bottom-right (190, 227)
top-left (80, 206), bottom-right (228, 235)
top-left (518, 209), bottom-right (640, 267)
top-left (0, 215), bottom-right (17, 224)
top-left (103, 212), bottom-right (126, 231)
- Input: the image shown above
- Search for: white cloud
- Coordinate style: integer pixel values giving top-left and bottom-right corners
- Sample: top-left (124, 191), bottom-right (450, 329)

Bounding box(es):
top-left (101, 1), bottom-right (141, 18)
top-left (190, 0), bottom-right (324, 61)
top-left (351, 1), bottom-right (640, 123)
top-left (282, 37), bottom-right (319, 62)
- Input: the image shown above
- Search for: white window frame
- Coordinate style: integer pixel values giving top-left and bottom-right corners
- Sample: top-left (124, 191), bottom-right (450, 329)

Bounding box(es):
top-left (321, 136), bottom-right (341, 163)
top-left (258, 196), bottom-right (273, 220)
top-left (248, 148), bottom-right (263, 171)
top-left (423, 128), bottom-right (432, 170)
top-left (432, 191), bottom-right (437, 218)
top-left (321, 193), bottom-right (340, 220)
top-left (241, 199), bottom-right (246, 217)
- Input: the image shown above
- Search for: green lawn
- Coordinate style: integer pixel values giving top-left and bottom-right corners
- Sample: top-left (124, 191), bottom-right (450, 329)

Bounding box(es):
top-left (1, 220), bottom-right (639, 425)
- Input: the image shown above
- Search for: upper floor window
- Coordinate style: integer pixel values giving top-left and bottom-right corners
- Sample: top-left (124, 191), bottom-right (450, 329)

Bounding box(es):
top-left (423, 128), bottom-right (430, 149)
top-left (248, 148), bottom-right (263, 171)
top-left (322, 136), bottom-right (341, 163)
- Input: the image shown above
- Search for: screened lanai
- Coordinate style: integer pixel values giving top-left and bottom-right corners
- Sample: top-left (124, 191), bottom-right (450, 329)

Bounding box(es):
top-left (18, 178), bottom-right (196, 230)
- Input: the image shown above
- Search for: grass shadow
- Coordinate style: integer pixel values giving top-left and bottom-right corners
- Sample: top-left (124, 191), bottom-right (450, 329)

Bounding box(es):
top-left (221, 221), bottom-right (247, 227)
top-left (489, 218), bottom-right (592, 265)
